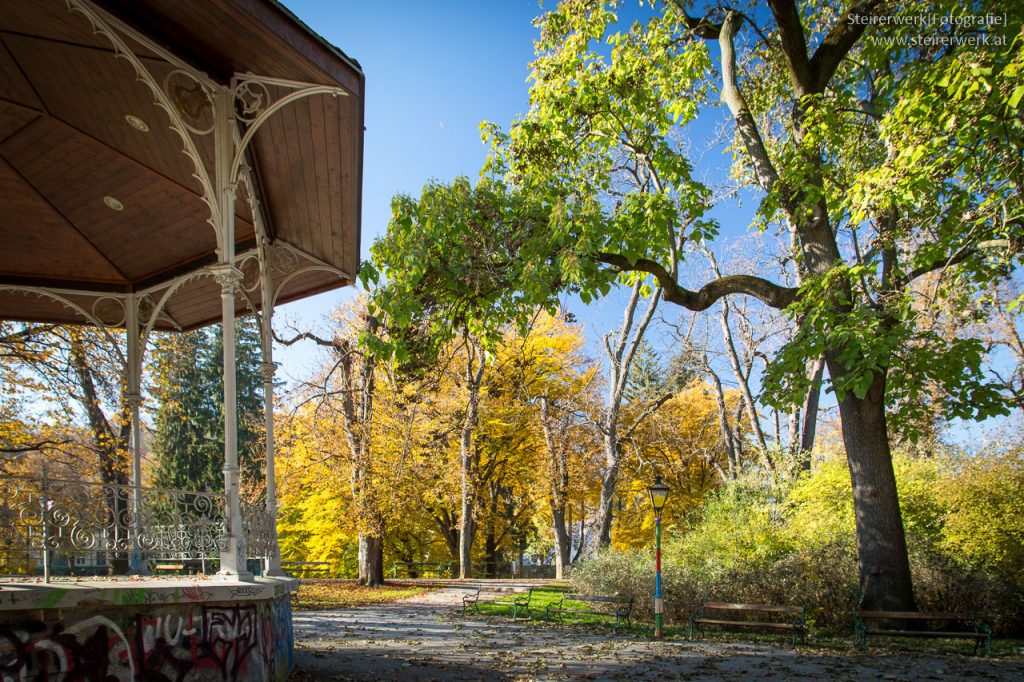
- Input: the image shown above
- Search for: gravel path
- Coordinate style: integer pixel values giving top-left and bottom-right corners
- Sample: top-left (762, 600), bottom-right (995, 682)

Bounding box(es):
top-left (289, 586), bottom-right (1024, 681)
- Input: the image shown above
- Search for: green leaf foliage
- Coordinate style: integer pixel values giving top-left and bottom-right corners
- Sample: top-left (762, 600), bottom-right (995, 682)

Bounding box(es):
top-left (370, 176), bottom-right (561, 363)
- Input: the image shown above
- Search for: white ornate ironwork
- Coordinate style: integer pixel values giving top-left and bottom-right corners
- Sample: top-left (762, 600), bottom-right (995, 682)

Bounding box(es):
top-left (240, 497), bottom-right (275, 560)
top-left (0, 474), bottom-right (280, 573)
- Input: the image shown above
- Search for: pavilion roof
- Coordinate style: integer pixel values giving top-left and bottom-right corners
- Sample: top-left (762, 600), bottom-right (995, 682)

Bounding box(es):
top-left (0, 0), bottom-right (364, 331)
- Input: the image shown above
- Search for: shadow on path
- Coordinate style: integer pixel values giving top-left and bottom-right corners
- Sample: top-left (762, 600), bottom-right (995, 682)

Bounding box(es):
top-left (290, 586), bottom-right (1024, 681)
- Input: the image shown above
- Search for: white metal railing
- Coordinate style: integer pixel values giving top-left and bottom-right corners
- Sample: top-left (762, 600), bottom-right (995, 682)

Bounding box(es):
top-left (0, 473), bottom-right (273, 580)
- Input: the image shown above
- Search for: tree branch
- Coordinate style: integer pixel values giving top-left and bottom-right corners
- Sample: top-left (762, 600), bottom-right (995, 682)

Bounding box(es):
top-left (809, 0), bottom-right (883, 93)
top-left (596, 252), bottom-right (798, 311)
top-left (719, 11), bottom-right (779, 192)
top-left (1, 439), bottom-right (71, 456)
top-left (665, 1), bottom-right (723, 39)
top-left (897, 239), bottom-right (1015, 288)
top-left (621, 392), bottom-right (674, 441)
top-left (273, 328), bottom-right (337, 348)
top-left (767, 0), bottom-right (813, 96)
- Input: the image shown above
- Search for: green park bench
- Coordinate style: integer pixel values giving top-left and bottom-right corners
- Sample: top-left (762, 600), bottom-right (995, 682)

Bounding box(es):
top-left (853, 610), bottom-right (992, 655)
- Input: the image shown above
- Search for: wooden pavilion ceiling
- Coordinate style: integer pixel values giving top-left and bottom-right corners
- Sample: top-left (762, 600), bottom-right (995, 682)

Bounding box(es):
top-left (0, 0), bottom-right (364, 330)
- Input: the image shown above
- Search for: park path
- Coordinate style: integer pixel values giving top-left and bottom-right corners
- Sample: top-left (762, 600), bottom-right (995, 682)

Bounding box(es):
top-left (289, 583), bottom-right (1023, 681)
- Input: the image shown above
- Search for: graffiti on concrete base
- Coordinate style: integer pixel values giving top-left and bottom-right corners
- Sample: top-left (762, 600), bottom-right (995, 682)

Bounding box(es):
top-left (0, 597), bottom-right (292, 681)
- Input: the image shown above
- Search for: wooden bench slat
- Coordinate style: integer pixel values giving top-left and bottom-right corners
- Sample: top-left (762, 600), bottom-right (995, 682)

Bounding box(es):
top-left (864, 629), bottom-right (988, 638)
top-left (705, 602), bottom-right (804, 613)
top-left (858, 611), bottom-right (971, 621)
top-left (691, 602), bottom-right (807, 645)
top-left (694, 618), bottom-right (796, 630)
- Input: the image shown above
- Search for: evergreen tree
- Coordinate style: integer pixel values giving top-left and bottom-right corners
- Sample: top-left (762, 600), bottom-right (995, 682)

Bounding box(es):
top-left (622, 340), bottom-right (665, 403)
top-left (150, 317), bottom-right (264, 492)
top-left (665, 347), bottom-right (697, 394)
top-left (151, 328), bottom-right (222, 491)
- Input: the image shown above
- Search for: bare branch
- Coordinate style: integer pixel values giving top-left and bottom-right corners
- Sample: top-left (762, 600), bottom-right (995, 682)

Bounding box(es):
top-left (620, 392), bottom-right (674, 441)
top-left (273, 328), bottom-right (337, 348)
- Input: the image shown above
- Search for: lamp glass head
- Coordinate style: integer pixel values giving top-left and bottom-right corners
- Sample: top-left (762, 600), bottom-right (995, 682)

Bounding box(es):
top-left (648, 475), bottom-right (670, 513)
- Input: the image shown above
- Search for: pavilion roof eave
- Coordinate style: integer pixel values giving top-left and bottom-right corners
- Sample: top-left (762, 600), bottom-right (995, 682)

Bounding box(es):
top-left (0, 0), bottom-right (363, 331)
top-left (0, 240), bottom-right (353, 334)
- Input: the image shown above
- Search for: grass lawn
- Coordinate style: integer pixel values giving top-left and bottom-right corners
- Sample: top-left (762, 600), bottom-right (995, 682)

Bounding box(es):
top-left (474, 586), bottom-right (649, 635)
top-left (291, 579), bottom-right (431, 610)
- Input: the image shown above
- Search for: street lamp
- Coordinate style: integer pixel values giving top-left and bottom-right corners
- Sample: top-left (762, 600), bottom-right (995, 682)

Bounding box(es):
top-left (648, 475), bottom-right (670, 638)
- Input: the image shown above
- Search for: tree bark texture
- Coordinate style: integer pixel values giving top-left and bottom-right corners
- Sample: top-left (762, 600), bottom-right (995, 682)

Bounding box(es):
top-left (828, 359), bottom-right (915, 611)
top-left (552, 507), bottom-right (571, 580)
top-left (358, 533), bottom-right (385, 587)
top-left (459, 340), bottom-right (486, 579)
top-left (540, 397), bottom-right (572, 579)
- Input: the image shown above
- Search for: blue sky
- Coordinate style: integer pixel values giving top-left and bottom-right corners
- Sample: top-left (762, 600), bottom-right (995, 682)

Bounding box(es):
top-left (275, 0), bottom-right (680, 377)
top-left (268, 1), bottom-right (1015, 448)
top-left (275, 0), bottom-right (548, 375)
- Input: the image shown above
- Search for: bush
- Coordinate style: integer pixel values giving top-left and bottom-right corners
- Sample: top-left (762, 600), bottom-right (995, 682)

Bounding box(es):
top-left (571, 446), bottom-right (1024, 635)
top-left (570, 549), bottom-right (656, 619)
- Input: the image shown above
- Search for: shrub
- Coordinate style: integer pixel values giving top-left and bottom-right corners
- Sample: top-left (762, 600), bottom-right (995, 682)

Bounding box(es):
top-left (570, 549), bottom-right (657, 619)
top-left (571, 446), bottom-right (1024, 635)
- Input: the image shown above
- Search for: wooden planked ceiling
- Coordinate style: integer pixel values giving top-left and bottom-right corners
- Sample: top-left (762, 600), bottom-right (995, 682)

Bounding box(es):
top-left (0, 0), bottom-right (364, 330)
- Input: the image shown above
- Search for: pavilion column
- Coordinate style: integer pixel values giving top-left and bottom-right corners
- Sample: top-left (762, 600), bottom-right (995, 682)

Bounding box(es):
top-left (261, 360), bottom-right (285, 576)
top-left (215, 267), bottom-right (251, 579)
top-left (257, 243), bottom-right (285, 576)
top-left (125, 294), bottom-right (148, 574)
top-left (213, 82), bottom-right (251, 580)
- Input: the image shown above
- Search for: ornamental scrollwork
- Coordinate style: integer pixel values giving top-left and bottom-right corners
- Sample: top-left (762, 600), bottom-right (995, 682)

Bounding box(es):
top-left (0, 475), bottom-right (271, 569)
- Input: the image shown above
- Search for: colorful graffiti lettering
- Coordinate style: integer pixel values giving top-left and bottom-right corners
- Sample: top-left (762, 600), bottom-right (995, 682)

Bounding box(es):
top-left (0, 594), bottom-right (293, 681)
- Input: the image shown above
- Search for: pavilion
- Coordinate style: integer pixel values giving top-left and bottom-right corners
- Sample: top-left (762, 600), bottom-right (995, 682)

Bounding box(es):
top-left (0, 0), bottom-right (363, 678)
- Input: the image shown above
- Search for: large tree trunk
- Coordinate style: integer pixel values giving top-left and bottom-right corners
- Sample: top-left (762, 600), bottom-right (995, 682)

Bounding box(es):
top-left (458, 342), bottom-right (486, 579)
top-left (829, 360), bottom-right (915, 611)
top-left (358, 533), bottom-right (384, 586)
top-left (551, 507), bottom-right (571, 580)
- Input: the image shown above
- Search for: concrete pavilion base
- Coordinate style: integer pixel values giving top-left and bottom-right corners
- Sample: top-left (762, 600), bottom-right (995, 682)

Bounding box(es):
top-left (0, 576), bottom-right (298, 681)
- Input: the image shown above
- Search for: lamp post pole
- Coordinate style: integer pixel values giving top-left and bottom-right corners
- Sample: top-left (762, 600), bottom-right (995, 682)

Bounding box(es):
top-left (654, 511), bottom-right (663, 637)
top-left (648, 475), bottom-right (670, 639)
